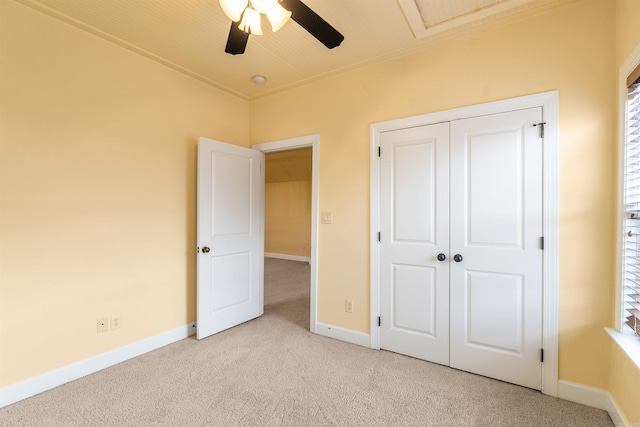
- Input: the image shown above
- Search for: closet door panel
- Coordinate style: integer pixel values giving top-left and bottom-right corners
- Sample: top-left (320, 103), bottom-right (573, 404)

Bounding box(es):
top-left (379, 123), bottom-right (450, 365)
top-left (449, 108), bottom-right (543, 390)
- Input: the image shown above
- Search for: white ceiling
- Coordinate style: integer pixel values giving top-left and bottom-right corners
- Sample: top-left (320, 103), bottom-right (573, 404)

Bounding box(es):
top-left (15, 0), bottom-right (568, 100)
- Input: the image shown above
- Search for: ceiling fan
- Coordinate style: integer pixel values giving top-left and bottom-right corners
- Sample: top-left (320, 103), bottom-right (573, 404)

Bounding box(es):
top-left (220, 0), bottom-right (344, 55)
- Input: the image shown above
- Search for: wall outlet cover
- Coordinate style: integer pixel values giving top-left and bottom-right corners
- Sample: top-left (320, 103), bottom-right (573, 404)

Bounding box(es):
top-left (97, 317), bottom-right (109, 333)
top-left (111, 315), bottom-right (122, 330)
top-left (345, 300), bottom-right (353, 313)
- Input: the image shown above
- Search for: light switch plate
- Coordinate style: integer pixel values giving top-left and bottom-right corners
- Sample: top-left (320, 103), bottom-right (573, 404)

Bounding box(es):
top-left (321, 211), bottom-right (333, 224)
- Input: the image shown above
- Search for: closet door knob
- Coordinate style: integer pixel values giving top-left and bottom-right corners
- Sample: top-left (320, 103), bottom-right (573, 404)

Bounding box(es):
top-left (202, 246), bottom-right (210, 254)
top-left (437, 253), bottom-right (446, 261)
top-left (453, 254), bottom-right (463, 262)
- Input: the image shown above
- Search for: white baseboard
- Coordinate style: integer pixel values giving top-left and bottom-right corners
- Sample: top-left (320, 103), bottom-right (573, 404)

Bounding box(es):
top-left (605, 394), bottom-right (631, 427)
top-left (558, 380), bottom-right (630, 426)
top-left (0, 322), bottom-right (197, 409)
top-left (265, 252), bottom-right (311, 263)
top-left (558, 380), bottom-right (609, 410)
top-left (314, 321), bottom-right (370, 348)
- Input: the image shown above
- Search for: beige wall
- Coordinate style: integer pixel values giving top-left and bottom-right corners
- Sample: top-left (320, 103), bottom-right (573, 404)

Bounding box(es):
top-left (610, 344), bottom-right (640, 424)
top-left (0, 0), bottom-right (250, 387)
top-left (609, 1), bottom-right (640, 424)
top-left (251, 0), bottom-right (617, 390)
top-left (265, 181), bottom-right (312, 257)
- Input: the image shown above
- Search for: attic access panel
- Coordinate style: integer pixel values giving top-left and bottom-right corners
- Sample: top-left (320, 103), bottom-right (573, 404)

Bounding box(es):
top-left (398, 0), bottom-right (536, 38)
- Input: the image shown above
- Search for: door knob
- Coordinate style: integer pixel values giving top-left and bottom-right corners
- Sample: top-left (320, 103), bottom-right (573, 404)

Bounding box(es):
top-left (202, 246), bottom-right (210, 253)
top-left (437, 253), bottom-right (446, 261)
top-left (453, 254), bottom-right (463, 262)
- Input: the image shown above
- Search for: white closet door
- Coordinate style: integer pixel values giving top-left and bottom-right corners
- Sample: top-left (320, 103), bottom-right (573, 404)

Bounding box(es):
top-left (449, 108), bottom-right (543, 390)
top-left (379, 123), bottom-right (450, 365)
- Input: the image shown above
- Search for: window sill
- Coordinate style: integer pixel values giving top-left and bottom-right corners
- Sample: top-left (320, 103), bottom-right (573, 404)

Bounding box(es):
top-left (605, 327), bottom-right (640, 370)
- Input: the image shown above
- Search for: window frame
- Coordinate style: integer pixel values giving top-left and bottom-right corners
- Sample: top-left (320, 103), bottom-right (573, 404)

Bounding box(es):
top-left (618, 47), bottom-right (640, 333)
top-left (612, 43), bottom-right (640, 368)
top-left (622, 81), bottom-right (640, 337)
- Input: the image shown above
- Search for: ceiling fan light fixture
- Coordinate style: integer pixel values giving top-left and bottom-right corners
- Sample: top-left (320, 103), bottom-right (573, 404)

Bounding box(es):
top-left (219, 0), bottom-right (248, 22)
top-left (238, 7), bottom-right (263, 35)
top-left (222, 0), bottom-right (344, 55)
top-left (248, 0), bottom-right (278, 14)
top-left (266, 4), bottom-right (291, 32)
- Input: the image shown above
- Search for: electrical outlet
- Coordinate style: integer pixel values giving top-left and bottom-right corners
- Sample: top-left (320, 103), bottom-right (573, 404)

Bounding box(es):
top-left (111, 315), bottom-right (122, 330)
top-left (97, 317), bottom-right (109, 334)
top-left (345, 300), bottom-right (353, 313)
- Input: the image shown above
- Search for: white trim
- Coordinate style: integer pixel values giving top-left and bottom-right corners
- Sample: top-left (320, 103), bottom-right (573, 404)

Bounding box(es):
top-left (259, 146), bottom-right (265, 316)
top-left (606, 394), bottom-right (632, 427)
top-left (315, 322), bottom-right (371, 348)
top-left (558, 380), bottom-right (609, 410)
top-left (265, 252), bottom-right (311, 263)
top-left (253, 134), bottom-right (318, 153)
top-left (253, 134), bottom-right (320, 334)
top-left (370, 91), bottom-right (560, 396)
top-left (370, 92), bottom-right (560, 133)
top-left (558, 380), bottom-right (630, 427)
top-left (541, 92), bottom-right (560, 397)
top-left (370, 126), bottom-right (381, 351)
top-left (0, 322), bottom-right (196, 409)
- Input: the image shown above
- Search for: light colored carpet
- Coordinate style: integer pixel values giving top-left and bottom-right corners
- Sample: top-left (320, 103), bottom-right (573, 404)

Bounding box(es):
top-left (0, 258), bottom-right (613, 426)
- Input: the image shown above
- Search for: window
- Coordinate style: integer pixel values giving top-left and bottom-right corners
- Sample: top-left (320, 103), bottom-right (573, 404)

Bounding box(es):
top-left (610, 51), bottom-right (640, 370)
top-left (623, 73), bottom-right (640, 337)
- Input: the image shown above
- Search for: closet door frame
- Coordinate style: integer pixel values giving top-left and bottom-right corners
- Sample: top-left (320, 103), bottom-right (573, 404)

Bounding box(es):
top-left (369, 91), bottom-right (559, 397)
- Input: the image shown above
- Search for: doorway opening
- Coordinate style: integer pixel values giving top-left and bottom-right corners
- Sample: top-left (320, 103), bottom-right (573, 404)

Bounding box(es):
top-left (253, 134), bottom-right (320, 333)
top-left (263, 147), bottom-right (312, 329)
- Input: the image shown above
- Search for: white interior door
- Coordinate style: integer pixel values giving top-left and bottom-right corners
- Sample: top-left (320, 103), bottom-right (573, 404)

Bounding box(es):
top-left (379, 123), bottom-right (450, 365)
top-left (449, 108), bottom-right (543, 390)
top-left (197, 137), bottom-right (264, 340)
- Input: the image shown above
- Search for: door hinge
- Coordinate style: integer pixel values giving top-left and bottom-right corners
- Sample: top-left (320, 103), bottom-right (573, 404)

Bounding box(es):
top-left (378, 232), bottom-right (381, 242)
top-left (541, 348), bottom-right (544, 363)
top-left (540, 236), bottom-right (544, 250)
top-left (378, 147), bottom-right (381, 157)
top-left (533, 122), bottom-right (547, 138)
top-left (378, 316), bottom-right (381, 327)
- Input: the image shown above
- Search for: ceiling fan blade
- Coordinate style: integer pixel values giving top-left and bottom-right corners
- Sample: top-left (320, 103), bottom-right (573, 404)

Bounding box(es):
top-left (225, 22), bottom-right (249, 55)
top-left (280, 0), bottom-right (344, 49)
